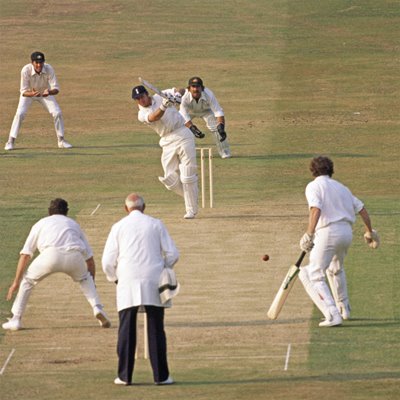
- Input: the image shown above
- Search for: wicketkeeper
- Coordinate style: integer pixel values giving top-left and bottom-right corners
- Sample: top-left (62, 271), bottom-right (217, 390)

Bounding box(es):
top-left (179, 77), bottom-right (231, 159)
top-left (298, 156), bottom-right (379, 327)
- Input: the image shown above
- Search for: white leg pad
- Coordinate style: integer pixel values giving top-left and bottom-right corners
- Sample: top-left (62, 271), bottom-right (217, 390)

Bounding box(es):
top-left (159, 173), bottom-right (184, 197)
top-left (179, 165), bottom-right (198, 214)
top-left (299, 268), bottom-right (336, 320)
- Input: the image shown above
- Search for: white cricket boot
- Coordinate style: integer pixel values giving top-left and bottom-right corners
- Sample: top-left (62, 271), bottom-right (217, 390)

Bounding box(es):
top-left (93, 306), bottom-right (111, 328)
top-left (319, 306), bottom-right (343, 327)
top-left (2, 316), bottom-right (22, 331)
top-left (58, 138), bottom-right (73, 148)
top-left (4, 139), bottom-right (15, 151)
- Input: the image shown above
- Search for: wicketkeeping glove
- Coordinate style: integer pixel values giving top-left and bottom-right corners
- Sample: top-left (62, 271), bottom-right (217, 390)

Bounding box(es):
top-left (300, 233), bottom-right (314, 252)
top-left (217, 123), bottom-right (227, 142)
top-left (363, 229), bottom-right (380, 249)
top-left (190, 125), bottom-right (205, 139)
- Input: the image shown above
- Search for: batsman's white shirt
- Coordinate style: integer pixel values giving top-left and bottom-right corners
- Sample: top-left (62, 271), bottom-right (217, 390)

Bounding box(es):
top-left (138, 90), bottom-right (190, 138)
top-left (102, 210), bottom-right (179, 311)
top-left (20, 63), bottom-right (60, 94)
top-left (179, 87), bottom-right (224, 122)
top-left (306, 175), bottom-right (364, 230)
top-left (21, 214), bottom-right (93, 259)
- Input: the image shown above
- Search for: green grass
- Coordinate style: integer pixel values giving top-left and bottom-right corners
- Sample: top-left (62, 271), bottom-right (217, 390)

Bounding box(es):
top-left (1, 1), bottom-right (399, 399)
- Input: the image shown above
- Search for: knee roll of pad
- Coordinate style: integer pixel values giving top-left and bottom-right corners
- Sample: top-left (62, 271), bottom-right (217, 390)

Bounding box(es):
top-left (179, 165), bottom-right (198, 184)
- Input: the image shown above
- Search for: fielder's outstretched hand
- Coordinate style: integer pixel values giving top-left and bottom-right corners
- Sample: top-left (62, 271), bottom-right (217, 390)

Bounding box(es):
top-left (190, 125), bottom-right (205, 139)
top-left (217, 123), bottom-right (227, 142)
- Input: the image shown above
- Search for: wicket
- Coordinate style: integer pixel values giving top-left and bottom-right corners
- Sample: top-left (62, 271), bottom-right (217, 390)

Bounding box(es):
top-left (135, 307), bottom-right (149, 359)
top-left (196, 147), bottom-right (214, 208)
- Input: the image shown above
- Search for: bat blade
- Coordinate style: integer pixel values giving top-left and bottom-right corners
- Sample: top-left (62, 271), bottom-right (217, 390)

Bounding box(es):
top-left (267, 251), bottom-right (306, 320)
top-left (138, 77), bottom-right (167, 99)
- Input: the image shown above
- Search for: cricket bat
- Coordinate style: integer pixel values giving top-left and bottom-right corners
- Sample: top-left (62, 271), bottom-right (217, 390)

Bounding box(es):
top-left (138, 77), bottom-right (168, 99)
top-left (267, 251), bottom-right (307, 320)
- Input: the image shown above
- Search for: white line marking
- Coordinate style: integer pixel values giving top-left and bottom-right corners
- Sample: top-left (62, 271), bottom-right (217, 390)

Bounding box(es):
top-left (90, 204), bottom-right (101, 216)
top-left (284, 343), bottom-right (291, 371)
top-left (0, 348), bottom-right (16, 375)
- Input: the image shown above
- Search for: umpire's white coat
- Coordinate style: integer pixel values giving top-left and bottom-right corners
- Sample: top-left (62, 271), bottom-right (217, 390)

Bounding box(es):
top-left (102, 210), bottom-right (179, 311)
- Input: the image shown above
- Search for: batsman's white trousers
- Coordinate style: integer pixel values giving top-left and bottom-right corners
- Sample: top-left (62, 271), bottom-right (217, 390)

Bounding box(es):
top-left (300, 221), bottom-right (352, 316)
top-left (159, 127), bottom-right (198, 214)
top-left (190, 111), bottom-right (231, 158)
top-left (9, 95), bottom-right (65, 139)
top-left (11, 248), bottom-right (102, 318)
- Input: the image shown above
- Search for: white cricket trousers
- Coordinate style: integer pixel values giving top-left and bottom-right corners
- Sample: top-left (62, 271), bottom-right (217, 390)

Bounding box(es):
top-left (9, 95), bottom-right (65, 139)
top-left (11, 248), bottom-right (102, 318)
top-left (299, 221), bottom-right (353, 318)
top-left (159, 127), bottom-right (198, 215)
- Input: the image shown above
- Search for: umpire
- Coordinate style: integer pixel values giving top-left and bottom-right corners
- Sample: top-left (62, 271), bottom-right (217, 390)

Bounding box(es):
top-left (102, 193), bottom-right (179, 385)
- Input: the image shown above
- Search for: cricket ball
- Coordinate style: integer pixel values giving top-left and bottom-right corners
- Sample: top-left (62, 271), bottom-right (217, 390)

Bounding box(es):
top-left (262, 254), bottom-right (270, 262)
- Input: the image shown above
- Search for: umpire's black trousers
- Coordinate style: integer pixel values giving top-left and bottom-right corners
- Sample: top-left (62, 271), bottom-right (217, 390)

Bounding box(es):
top-left (117, 305), bottom-right (169, 384)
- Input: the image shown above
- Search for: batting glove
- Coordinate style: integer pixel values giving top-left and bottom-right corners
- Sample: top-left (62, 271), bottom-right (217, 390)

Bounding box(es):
top-left (190, 125), bottom-right (205, 139)
top-left (173, 93), bottom-right (182, 104)
top-left (160, 97), bottom-right (174, 111)
top-left (363, 229), bottom-right (380, 249)
top-left (217, 123), bottom-right (227, 142)
top-left (300, 233), bottom-right (314, 252)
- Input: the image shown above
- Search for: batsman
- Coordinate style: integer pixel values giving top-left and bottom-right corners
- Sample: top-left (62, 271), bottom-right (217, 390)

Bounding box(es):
top-left (132, 84), bottom-right (198, 219)
top-left (298, 156), bottom-right (379, 327)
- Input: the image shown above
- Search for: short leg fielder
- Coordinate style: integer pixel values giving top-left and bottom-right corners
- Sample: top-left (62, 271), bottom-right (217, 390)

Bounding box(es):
top-left (203, 113), bottom-right (231, 159)
top-left (9, 248), bottom-right (107, 326)
top-left (9, 95), bottom-right (65, 140)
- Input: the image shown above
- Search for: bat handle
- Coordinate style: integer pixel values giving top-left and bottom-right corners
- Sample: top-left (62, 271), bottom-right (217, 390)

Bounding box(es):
top-left (295, 251), bottom-right (307, 267)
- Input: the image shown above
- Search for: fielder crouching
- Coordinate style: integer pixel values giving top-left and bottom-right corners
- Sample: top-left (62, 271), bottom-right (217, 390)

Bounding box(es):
top-left (132, 85), bottom-right (198, 219)
top-left (298, 156), bottom-right (380, 327)
top-left (2, 198), bottom-right (111, 331)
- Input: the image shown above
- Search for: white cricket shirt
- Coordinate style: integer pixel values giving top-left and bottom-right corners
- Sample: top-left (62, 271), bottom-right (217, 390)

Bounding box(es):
top-left (179, 87), bottom-right (224, 123)
top-left (102, 210), bottom-right (179, 310)
top-left (20, 215), bottom-right (93, 259)
top-left (138, 89), bottom-right (186, 137)
top-left (20, 63), bottom-right (60, 95)
top-left (306, 175), bottom-right (364, 230)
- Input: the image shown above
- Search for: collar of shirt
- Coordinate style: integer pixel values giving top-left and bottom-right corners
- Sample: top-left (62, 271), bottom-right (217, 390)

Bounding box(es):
top-left (30, 63), bottom-right (49, 77)
top-left (188, 90), bottom-right (207, 103)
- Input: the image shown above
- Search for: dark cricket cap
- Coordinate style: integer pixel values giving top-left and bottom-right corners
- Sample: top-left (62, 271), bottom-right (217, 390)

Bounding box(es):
top-left (31, 51), bottom-right (45, 63)
top-left (132, 85), bottom-right (148, 99)
top-left (188, 77), bottom-right (204, 87)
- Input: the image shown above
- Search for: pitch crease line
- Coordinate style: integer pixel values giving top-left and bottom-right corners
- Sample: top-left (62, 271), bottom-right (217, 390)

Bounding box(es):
top-left (0, 348), bottom-right (16, 375)
top-left (284, 343), bottom-right (291, 371)
top-left (90, 204), bottom-right (101, 216)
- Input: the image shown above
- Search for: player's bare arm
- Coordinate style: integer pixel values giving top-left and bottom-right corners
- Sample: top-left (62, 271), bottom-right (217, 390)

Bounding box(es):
top-left (307, 207), bottom-right (321, 235)
top-left (6, 254), bottom-right (31, 300)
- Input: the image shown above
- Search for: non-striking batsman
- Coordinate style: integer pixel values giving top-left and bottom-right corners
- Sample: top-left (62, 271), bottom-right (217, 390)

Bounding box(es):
top-left (196, 147), bottom-right (214, 208)
top-left (267, 251), bottom-right (306, 320)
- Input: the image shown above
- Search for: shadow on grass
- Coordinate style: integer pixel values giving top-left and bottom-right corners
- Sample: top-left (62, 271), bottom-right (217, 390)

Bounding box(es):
top-left (169, 318), bottom-right (308, 328)
top-left (177, 370), bottom-right (400, 386)
top-left (232, 153), bottom-right (372, 161)
top-left (0, 143), bottom-right (158, 157)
